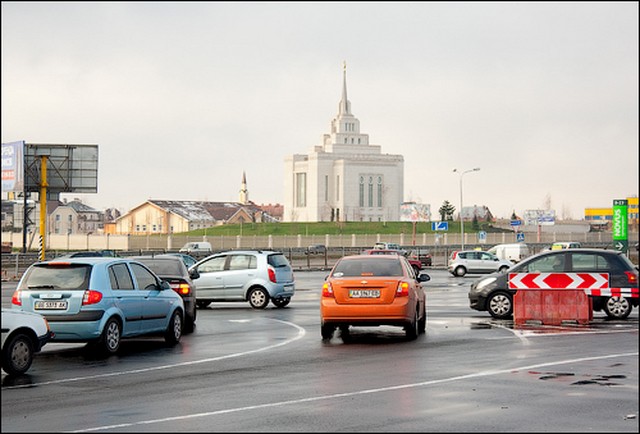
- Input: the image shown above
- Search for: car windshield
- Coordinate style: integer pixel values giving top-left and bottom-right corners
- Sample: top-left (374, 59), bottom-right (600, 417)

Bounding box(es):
top-left (20, 263), bottom-right (91, 290)
top-left (332, 257), bottom-right (403, 277)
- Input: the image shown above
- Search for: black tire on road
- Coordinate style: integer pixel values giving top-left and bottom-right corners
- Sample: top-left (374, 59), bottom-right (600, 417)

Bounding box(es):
top-left (418, 307), bottom-right (426, 333)
top-left (405, 309), bottom-right (419, 340)
top-left (603, 296), bottom-right (632, 319)
top-left (272, 297), bottom-right (291, 308)
top-left (321, 324), bottom-right (335, 340)
top-left (98, 317), bottom-right (122, 356)
top-left (196, 301), bottom-right (210, 309)
top-left (487, 291), bottom-right (513, 319)
top-left (164, 310), bottom-right (183, 345)
top-left (454, 266), bottom-right (467, 277)
top-left (2, 332), bottom-right (34, 376)
top-left (248, 288), bottom-right (270, 309)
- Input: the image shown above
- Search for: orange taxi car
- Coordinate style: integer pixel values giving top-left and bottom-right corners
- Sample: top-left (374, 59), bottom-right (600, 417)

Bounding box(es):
top-left (320, 255), bottom-right (430, 340)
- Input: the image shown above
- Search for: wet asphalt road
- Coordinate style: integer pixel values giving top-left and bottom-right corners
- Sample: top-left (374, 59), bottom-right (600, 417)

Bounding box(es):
top-left (2, 270), bottom-right (638, 432)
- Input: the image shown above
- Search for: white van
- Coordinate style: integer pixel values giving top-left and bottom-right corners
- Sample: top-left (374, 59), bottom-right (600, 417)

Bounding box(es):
top-left (487, 243), bottom-right (530, 263)
top-left (179, 241), bottom-right (212, 255)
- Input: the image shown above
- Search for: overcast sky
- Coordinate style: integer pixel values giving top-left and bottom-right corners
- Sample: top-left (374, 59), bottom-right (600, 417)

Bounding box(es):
top-left (2, 2), bottom-right (638, 220)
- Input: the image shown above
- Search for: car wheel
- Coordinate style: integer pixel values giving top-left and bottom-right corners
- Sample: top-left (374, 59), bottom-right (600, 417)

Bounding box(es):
top-left (98, 317), bottom-right (122, 355)
top-left (2, 332), bottom-right (34, 376)
top-left (184, 310), bottom-right (196, 334)
top-left (271, 297), bottom-right (291, 308)
top-left (487, 291), bottom-right (513, 319)
top-left (405, 309), bottom-right (419, 340)
top-left (196, 300), bottom-right (210, 309)
top-left (321, 324), bottom-right (335, 340)
top-left (603, 296), bottom-right (632, 319)
top-left (248, 288), bottom-right (269, 309)
top-left (418, 306), bottom-right (426, 334)
top-left (454, 266), bottom-right (467, 277)
top-left (164, 310), bottom-right (183, 345)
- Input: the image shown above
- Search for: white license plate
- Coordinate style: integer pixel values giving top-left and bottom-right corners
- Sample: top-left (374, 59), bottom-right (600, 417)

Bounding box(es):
top-left (349, 289), bottom-right (380, 298)
top-left (35, 300), bottom-right (68, 310)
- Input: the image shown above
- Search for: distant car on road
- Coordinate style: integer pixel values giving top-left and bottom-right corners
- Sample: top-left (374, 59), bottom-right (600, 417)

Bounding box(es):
top-left (362, 249), bottom-right (423, 275)
top-left (448, 250), bottom-right (512, 277)
top-left (130, 255), bottom-right (199, 333)
top-left (2, 309), bottom-right (53, 375)
top-left (306, 244), bottom-right (327, 255)
top-left (468, 248), bottom-right (639, 320)
top-left (190, 250), bottom-right (296, 309)
top-left (408, 249), bottom-right (432, 267)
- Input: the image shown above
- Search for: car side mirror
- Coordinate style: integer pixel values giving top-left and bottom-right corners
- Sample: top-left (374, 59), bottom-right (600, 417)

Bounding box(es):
top-left (189, 268), bottom-right (200, 280)
top-left (160, 280), bottom-right (172, 290)
top-left (418, 273), bottom-right (430, 282)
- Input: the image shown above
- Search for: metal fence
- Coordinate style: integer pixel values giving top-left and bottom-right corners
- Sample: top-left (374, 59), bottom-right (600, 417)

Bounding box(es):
top-left (2, 239), bottom-right (637, 282)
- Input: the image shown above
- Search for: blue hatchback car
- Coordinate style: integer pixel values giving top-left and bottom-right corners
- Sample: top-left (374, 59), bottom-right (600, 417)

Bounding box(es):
top-left (11, 257), bottom-right (185, 355)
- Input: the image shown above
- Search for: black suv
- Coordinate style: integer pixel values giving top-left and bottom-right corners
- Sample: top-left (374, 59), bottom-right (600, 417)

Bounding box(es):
top-left (469, 248), bottom-right (639, 320)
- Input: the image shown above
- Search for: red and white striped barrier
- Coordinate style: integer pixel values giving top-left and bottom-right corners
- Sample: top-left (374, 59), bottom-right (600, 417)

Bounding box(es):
top-left (508, 273), bottom-right (639, 298)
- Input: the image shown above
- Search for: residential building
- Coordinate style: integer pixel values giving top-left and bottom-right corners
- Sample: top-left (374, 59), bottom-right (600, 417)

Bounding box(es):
top-left (49, 198), bottom-right (104, 235)
top-left (113, 199), bottom-right (279, 235)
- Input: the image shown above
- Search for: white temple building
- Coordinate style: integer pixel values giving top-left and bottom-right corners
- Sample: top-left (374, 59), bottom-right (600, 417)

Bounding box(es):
top-left (283, 64), bottom-right (404, 222)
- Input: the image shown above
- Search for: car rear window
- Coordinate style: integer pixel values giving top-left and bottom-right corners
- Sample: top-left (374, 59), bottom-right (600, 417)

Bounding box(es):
top-left (267, 253), bottom-right (290, 268)
top-left (20, 263), bottom-right (91, 291)
top-left (332, 257), bottom-right (403, 277)
top-left (137, 259), bottom-right (184, 276)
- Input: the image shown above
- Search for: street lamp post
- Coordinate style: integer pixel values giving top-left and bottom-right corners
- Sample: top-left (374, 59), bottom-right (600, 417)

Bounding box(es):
top-left (453, 167), bottom-right (480, 250)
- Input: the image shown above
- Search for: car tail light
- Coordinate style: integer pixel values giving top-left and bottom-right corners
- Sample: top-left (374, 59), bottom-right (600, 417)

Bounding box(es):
top-left (322, 282), bottom-right (334, 298)
top-left (268, 267), bottom-right (277, 283)
top-left (171, 283), bottom-right (191, 296)
top-left (82, 290), bottom-right (103, 305)
top-left (396, 281), bottom-right (410, 297)
top-left (624, 271), bottom-right (638, 285)
top-left (11, 290), bottom-right (22, 306)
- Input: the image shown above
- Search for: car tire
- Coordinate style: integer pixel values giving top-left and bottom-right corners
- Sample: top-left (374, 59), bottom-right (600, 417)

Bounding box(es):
top-left (2, 332), bottom-right (35, 376)
top-left (248, 288), bottom-right (270, 309)
top-left (405, 309), bottom-right (419, 340)
top-left (271, 297), bottom-right (291, 308)
top-left (487, 291), bottom-right (513, 319)
top-left (603, 296), bottom-right (632, 320)
top-left (98, 317), bottom-right (122, 355)
top-left (196, 300), bottom-right (210, 309)
top-left (184, 309), bottom-right (196, 334)
top-left (164, 310), bottom-right (183, 345)
top-left (454, 266), bottom-right (467, 277)
top-left (418, 307), bottom-right (426, 334)
top-left (321, 324), bottom-right (335, 340)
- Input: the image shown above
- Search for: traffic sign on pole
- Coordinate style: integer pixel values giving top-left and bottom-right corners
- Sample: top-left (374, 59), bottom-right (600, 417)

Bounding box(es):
top-left (612, 199), bottom-right (628, 253)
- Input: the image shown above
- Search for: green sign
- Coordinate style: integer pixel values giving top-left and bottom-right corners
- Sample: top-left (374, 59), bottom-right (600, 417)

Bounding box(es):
top-left (612, 199), bottom-right (628, 253)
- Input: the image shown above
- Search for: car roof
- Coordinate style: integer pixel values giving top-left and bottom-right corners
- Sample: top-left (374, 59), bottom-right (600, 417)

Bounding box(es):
top-left (45, 257), bottom-right (131, 265)
top-left (341, 254), bottom-right (401, 261)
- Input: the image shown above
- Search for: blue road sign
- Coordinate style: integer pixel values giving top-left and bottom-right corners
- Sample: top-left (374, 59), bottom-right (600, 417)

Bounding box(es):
top-left (510, 220), bottom-right (522, 226)
top-left (431, 221), bottom-right (449, 231)
top-left (516, 232), bottom-right (525, 242)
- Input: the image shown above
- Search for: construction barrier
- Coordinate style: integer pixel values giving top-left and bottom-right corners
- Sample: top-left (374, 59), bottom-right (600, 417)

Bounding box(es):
top-left (513, 289), bottom-right (593, 325)
top-left (509, 273), bottom-right (604, 326)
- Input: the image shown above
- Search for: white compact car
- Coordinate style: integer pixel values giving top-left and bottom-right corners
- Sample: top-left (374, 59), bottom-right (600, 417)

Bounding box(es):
top-left (448, 250), bottom-right (513, 277)
top-left (2, 309), bottom-right (53, 375)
